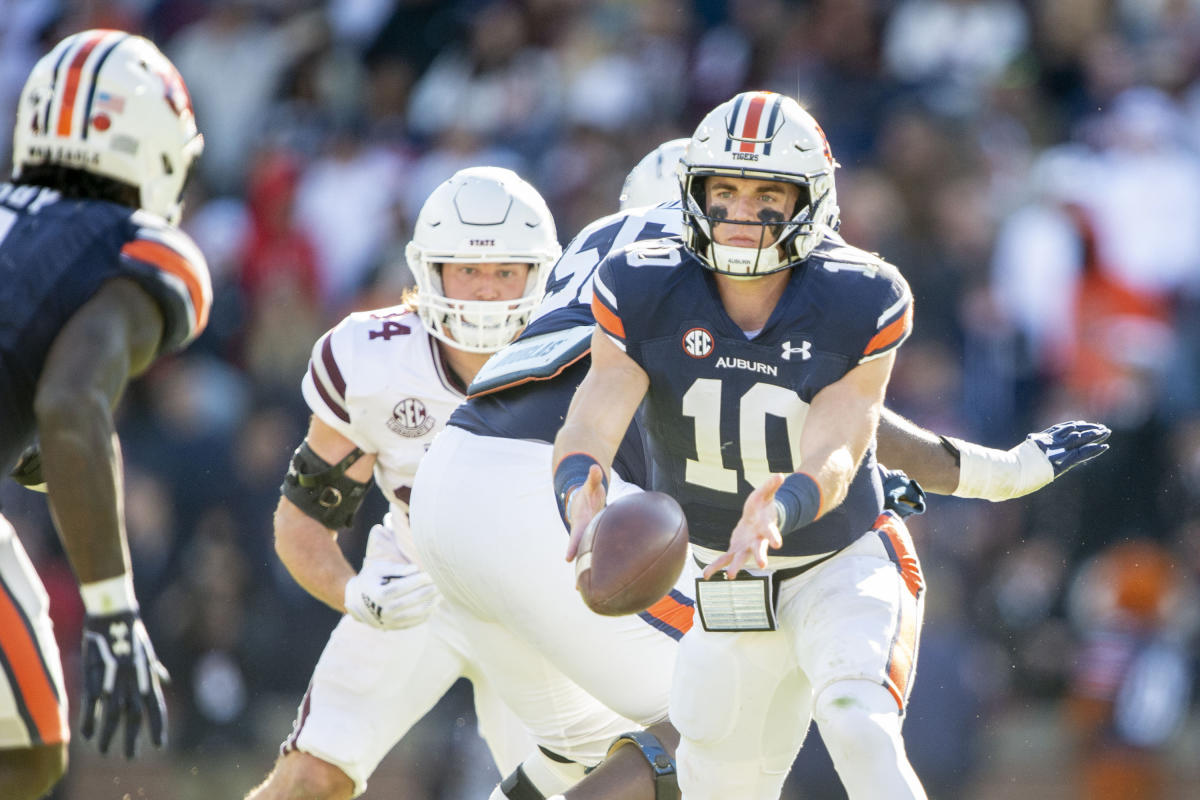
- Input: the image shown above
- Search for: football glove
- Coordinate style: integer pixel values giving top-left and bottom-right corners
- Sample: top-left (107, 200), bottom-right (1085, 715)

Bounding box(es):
top-left (881, 468), bottom-right (927, 519)
top-left (343, 559), bottom-right (439, 630)
top-left (81, 611), bottom-right (169, 758)
top-left (10, 443), bottom-right (47, 492)
top-left (1027, 420), bottom-right (1112, 477)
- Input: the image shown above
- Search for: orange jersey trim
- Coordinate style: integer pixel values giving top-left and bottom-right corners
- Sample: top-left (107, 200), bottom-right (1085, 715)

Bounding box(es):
top-left (0, 587), bottom-right (66, 744)
top-left (875, 512), bottom-right (923, 710)
top-left (122, 238), bottom-right (211, 332)
top-left (864, 303), bottom-right (912, 356)
top-left (591, 294), bottom-right (626, 340)
top-left (642, 592), bottom-right (695, 636)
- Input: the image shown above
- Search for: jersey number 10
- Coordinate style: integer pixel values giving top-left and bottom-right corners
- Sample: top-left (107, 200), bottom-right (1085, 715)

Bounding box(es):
top-left (681, 378), bottom-right (808, 492)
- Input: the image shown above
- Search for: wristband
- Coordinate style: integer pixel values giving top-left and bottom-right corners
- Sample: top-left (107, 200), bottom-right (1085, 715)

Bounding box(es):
top-left (553, 452), bottom-right (607, 528)
top-left (773, 472), bottom-right (823, 536)
top-left (80, 573), bottom-right (139, 615)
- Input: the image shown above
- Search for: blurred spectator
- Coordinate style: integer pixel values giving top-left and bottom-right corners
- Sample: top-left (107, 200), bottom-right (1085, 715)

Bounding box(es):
top-left (406, 0), bottom-right (563, 156)
top-left (168, 2), bottom-right (325, 193)
top-left (1064, 539), bottom-right (1197, 800)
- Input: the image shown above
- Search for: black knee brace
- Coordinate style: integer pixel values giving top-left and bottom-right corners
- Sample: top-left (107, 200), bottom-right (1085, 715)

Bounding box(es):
top-left (607, 730), bottom-right (678, 800)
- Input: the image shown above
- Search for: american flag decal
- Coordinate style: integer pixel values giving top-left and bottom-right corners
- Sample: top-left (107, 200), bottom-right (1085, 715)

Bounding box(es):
top-left (724, 92), bottom-right (785, 155)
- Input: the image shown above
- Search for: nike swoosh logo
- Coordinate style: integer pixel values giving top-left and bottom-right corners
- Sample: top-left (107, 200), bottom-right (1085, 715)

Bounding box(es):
top-left (379, 575), bottom-right (408, 585)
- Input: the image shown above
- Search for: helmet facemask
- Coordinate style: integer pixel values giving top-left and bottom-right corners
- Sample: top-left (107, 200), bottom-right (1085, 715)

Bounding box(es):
top-left (407, 255), bottom-right (548, 353)
top-left (405, 166), bottom-right (561, 353)
top-left (679, 92), bottom-right (840, 276)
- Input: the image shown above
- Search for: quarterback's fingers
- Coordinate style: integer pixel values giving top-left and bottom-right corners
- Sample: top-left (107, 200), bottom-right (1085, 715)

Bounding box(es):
top-left (702, 551), bottom-right (733, 580)
top-left (753, 537), bottom-right (770, 569)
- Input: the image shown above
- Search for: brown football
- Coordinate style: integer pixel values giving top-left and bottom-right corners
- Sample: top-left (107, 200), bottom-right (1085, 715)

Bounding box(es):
top-left (575, 491), bottom-right (689, 616)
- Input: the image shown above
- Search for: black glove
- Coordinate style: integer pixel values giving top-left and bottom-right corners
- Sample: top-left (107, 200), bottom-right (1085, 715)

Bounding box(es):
top-left (881, 468), bottom-right (927, 519)
top-left (81, 611), bottom-right (169, 757)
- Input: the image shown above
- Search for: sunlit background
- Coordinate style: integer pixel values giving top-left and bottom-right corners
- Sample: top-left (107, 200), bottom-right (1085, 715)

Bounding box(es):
top-left (3, 0), bottom-right (1199, 797)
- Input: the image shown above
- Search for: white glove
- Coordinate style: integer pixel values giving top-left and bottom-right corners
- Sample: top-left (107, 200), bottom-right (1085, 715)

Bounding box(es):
top-left (343, 558), bottom-right (439, 630)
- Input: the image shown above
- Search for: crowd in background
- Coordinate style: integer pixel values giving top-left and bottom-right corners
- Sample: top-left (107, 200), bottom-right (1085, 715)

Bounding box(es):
top-left (3, 0), bottom-right (1200, 797)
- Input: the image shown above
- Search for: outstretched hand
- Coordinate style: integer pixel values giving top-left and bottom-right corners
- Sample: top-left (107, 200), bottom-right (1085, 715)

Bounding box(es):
top-left (1027, 420), bottom-right (1111, 477)
top-left (703, 473), bottom-right (785, 580)
top-left (565, 464), bottom-right (608, 562)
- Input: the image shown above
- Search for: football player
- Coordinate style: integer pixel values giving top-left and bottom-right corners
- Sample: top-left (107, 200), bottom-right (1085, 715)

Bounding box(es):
top-left (244, 167), bottom-right (561, 800)
top-left (411, 104), bottom-right (1111, 800)
top-left (0, 30), bottom-right (209, 800)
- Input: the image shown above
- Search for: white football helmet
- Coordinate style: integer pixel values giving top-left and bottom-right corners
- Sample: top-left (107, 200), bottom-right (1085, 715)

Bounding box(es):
top-left (405, 167), bottom-right (561, 353)
top-left (680, 91), bottom-right (839, 275)
top-left (619, 138), bottom-right (689, 210)
top-left (12, 30), bottom-right (203, 226)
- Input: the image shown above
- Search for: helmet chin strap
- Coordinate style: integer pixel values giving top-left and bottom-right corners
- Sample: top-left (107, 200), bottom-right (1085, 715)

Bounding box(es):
top-left (708, 240), bottom-right (787, 276)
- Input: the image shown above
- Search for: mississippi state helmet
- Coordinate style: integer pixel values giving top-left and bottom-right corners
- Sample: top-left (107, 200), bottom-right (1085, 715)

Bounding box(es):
top-left (680, 91), bottom-right (839, 275)
top-left (12, 30), bottom-right (204, 225)
top-left (619, 138), bottom-right (689, 210)
top-left (406, 167), bottom-right (561, 353)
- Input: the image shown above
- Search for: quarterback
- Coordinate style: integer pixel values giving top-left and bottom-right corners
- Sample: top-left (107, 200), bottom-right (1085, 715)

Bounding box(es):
top-left (245, 167), bottom-right (560, 800)
top-left (0, 31), bottom-right (209, 799)
top-left (411, 121), bottom-right (1110, 799)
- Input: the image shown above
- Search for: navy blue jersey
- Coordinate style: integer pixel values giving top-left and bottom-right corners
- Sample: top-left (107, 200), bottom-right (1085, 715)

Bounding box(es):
top-left (591, 233), bottom-right (912, 555)
top-left (0, 182), bottom-right (211, 473)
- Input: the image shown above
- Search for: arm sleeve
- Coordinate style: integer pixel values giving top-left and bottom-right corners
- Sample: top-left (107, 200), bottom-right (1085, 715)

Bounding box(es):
top-left (590, 261), bottom-right (627, 352)
top-left (858, 270), bottom-right (913, 364)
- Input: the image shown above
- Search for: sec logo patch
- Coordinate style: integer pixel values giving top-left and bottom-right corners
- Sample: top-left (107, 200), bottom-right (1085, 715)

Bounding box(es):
top-left (387, 398), bottom-right (436, 437)
top-left (682, 327), bottom-right (714, 358)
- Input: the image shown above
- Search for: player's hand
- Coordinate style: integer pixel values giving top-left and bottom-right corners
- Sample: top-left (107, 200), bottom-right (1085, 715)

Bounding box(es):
top-left (10, 443), bottom-right (47, 492)
top-left (704, 473), bottom-right (785, 580)
top-left (80, 611), bottom-right (169, 758)
top-left (881, 468), bottom-right (926, 519)
top-left (1027, 420), bottom-right (1111, 479)
top-left (343, 559), bottom-right (439, 630)
top-left (565, 465), bottom-right (607, 562)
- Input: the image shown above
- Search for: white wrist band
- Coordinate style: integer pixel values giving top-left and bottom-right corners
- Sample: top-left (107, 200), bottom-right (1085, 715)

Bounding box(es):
top-left (80, 573), bottom-right (139, 615)
top-left (950, 436), bottom-right (1054, 502)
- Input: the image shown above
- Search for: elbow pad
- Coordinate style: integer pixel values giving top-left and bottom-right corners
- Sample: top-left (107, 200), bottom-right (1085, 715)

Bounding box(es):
top-left (280, 441), bottom-right (373, 529)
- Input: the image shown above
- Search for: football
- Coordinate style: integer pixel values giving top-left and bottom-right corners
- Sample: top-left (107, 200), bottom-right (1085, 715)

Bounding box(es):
top-left (575, 491), bottom-right (689, 616)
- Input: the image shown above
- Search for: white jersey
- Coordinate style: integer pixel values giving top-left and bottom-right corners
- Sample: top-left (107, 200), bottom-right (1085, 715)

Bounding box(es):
top-left (302, 305), bottom-right (465, 555)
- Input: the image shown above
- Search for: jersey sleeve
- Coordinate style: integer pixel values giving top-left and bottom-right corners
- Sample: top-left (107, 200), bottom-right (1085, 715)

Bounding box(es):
top-left (590, 257), bottom-right (628, 352)
top-left (857, 267), bottom-right (913, 364)
top-left (300, 318), bottom-right (372, 451)
top-left (120, 213), bottom-right (213, 353)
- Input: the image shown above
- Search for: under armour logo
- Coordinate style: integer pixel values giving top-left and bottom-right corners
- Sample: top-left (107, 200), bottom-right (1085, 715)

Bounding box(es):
top-left (108, 621), bottom-right (132, 656)
top-left (781, 340), bottom-right (811, 361)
